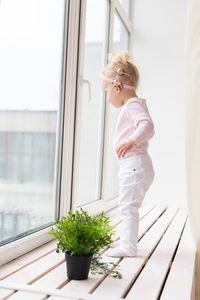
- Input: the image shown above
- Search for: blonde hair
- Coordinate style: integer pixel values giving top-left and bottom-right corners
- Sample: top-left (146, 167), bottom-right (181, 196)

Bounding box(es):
top-left (102, 50), bottom-right (139, 90)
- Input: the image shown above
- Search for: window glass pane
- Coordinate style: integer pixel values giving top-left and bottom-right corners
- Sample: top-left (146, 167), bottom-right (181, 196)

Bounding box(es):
top-left (0, 133), bottom-right (6, 151)
top-left (104, 10), bottom-right (130, 201)
top-left (20, 154), bottom-right (32, 182)
top-left (22, 133), bottom-right (33, 153)
top-left (0, 0), bottom-right (66, 245)
top-left (74, 0), bottom-right (109, 207)
top-left (6, 154), bottom-right (19, 180)
top-left (0, 154), bottom-right (6, 178)
top-left (119, 0), bottom-right (131, 18)
top-left (32, 155), bottom-right (54, 182)
top-left (4, 214), bottom-right (15, 234)
top-left (16, 213), bottom-right (30, 232)
top-left (32, 133), bottom-right (51, 153)
top-left (113, 11), bottom-right (129, 52)
top-left (7, 133), bottom-right (21, 152)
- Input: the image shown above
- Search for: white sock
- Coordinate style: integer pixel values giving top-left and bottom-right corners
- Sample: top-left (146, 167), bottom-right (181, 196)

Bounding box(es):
top-left (105, 246), bottom-right (137, 257)
top-left (109, 239), bottom-right (120, 248)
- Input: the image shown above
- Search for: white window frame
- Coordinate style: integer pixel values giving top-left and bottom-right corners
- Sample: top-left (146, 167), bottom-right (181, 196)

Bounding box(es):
top-left (0, 0), bottom-right (134, 265)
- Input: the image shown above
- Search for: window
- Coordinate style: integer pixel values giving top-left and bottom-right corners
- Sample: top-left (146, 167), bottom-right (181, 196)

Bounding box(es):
top-left (0, 0), bottom-right (66, 246)
top-left (72, 0), bottom-right (109, 207)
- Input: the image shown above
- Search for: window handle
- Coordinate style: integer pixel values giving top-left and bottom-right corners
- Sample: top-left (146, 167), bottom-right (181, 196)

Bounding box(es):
top-left (78, 76), bottom-right (92, 102)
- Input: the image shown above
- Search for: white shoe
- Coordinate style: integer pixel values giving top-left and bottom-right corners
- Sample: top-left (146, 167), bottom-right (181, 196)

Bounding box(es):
top-left (109, 239), bottom-right (120, 248)
top-left (105, 246), bottom-right (137, 257)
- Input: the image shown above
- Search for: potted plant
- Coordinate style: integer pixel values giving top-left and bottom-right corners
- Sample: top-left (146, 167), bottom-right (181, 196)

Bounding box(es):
top-left (49, 208), bottom-right (120, 280)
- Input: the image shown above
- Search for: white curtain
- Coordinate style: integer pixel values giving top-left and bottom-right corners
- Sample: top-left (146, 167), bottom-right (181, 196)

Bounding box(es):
top-left (185, 0), bottom-right (200, 298)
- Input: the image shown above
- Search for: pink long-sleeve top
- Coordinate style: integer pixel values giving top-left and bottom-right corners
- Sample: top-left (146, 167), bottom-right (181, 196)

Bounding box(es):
top-left (113, 97), bottom-right (155, 159)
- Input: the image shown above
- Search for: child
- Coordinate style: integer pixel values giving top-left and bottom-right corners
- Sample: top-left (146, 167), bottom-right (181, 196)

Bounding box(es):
top-left (101, 51), bottom-right (155, 257)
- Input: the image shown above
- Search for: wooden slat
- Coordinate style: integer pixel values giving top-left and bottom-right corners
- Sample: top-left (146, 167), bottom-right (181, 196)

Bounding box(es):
top-left (47, 297), bottom-right (73, 300)
top-left (125, 209), bottom-right (187, 299)
top-left (0, 286), bottom-right (15, 299)
top-left (47, 297), bottom-right (71, 300)
top-left (5, 263), bottom-right (68, 299)
top-left (4, 251), bottom-right (64, 284)
top-left (0, 251), bottom-right (65, 298)
top-left (0, 282), bottom-right (77, 300)
top-left (0, 281), bottom-right (122, 300)
top-left (46, 297), bottom-right (73, 300)
top-left (0, 289), bottom-right (48, 300)
top-left (160, 219), bottom-right (196, 300)
top-left (0, 240), bottom-right (57, 280)
top-left (89, 207), bottom-right (178, 298)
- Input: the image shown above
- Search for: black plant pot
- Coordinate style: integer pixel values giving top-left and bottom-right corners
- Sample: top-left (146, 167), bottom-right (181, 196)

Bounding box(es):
top-left (65, 252), bottom-right (93, 280)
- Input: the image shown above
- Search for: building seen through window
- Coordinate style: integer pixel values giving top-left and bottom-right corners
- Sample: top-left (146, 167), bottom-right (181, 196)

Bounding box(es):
top-left (0, 110), bottom-right (57, 242)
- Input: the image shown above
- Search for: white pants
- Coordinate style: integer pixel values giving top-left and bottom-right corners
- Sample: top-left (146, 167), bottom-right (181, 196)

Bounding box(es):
top-left (118, 153), bottom-right (155, 255)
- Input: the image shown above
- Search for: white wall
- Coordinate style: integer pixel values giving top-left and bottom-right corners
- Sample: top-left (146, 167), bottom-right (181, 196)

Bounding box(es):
top-left (132, 0), bottom-right (188, 208)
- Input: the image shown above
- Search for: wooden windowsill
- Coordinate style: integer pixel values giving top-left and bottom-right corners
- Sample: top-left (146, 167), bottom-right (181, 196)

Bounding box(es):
top-left (0, 205), bottom-right (196, 300)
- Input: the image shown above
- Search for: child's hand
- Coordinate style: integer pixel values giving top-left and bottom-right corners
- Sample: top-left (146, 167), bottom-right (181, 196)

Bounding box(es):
top-left (115, 139), bottom-right (136, 158)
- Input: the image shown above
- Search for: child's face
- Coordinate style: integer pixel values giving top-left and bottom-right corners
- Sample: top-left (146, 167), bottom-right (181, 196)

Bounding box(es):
top-left (101, 79), bottom-right (123, 108)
